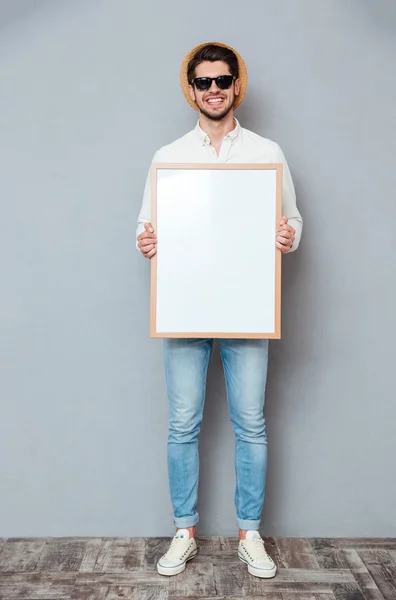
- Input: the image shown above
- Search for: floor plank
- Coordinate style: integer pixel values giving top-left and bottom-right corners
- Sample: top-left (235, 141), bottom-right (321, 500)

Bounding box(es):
top-left (79, 538), bottom-right (103, 573)
top-left (331, 583), bottom-right (366, 600)
top-left (74, 571), bottom-right (166, 585)
top-left (358, 562), bottom-right (396, 600)
top-left (169, 596), bottom-right (284, 600)
top-left (168, 562), bottom-right (215, 597)
top-left (71, 583), bottom-right (170, 600)
top-left (341, 549), bottom-right (385, 600)
top-left (92, 538), bottom-right (145, 572)
top-left (311, 540), bottom-right (351, 570)
top-left (387, 549), bottom-right (396, 563)
top-left (35, 540), bottom-right (87, 572)
top-left (70, 582), bottom-right (110, 600)
top-left (0, 541), bottom-right (46, 572)
top-left (282, 594), bottom-right (336, 600)
top-left (170, 595), bottom-right (284, 600)
top-left (357, 550), bottom-right (392, 566)
top-left (323, 540), bottom-right (396, 550)
top-left (195, 536), bottom-right (222, 553)
top-left (0, 572), bottom-right (77, 599)
top-left (276, 538), bottom-right (320, 569)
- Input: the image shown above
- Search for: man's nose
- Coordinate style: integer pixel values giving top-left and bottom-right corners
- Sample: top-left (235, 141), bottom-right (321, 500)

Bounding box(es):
top-left (209, 79), bottom-right (220, 92)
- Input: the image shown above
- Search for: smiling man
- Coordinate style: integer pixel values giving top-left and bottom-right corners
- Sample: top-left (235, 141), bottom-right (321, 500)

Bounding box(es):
top-left (136, 42), bottom-right (302, 578)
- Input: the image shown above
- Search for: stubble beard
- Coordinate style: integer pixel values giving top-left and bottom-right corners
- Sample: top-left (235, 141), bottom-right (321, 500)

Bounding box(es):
top-left (199, 102), bottom-right (234, 121)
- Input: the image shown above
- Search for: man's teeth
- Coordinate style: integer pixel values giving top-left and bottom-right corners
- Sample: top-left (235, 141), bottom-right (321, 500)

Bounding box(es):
top-left (207, 98), bottom-right (223, 104)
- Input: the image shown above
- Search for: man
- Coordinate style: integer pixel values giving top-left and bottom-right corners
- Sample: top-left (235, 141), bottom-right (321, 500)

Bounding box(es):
top-left (136, 42), bottom-right (302, 578)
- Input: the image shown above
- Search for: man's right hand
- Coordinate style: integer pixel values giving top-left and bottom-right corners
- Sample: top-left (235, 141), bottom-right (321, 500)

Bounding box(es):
top-left (137, 222), bottom-right (157, 259)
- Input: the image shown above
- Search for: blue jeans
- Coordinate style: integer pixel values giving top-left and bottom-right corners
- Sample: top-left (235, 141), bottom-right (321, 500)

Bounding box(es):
top-left (163, 338), bottom-right (269, 531)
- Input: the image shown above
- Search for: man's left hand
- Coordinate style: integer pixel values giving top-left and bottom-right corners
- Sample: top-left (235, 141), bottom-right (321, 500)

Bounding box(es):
top-left (276, 216), bottom-right (295, 253)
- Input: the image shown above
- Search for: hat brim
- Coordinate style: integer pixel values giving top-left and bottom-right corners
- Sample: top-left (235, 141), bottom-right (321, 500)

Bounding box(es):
top-left (180, 41), bottom-right (247, 111)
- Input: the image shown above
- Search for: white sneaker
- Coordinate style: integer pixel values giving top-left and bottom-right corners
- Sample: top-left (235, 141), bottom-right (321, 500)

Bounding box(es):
top-left (238, 531), bottom-right (277, 578)
top-left (157, 529), bottom-right (198, 576)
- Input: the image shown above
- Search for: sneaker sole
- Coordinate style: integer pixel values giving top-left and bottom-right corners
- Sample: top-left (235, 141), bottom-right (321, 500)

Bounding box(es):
top-left (238, 554), bottom-right (277, 579)
top-left (157, 550), bottom-right (198, 577)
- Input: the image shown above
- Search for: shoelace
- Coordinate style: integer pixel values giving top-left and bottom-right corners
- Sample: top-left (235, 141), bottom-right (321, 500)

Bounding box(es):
top-left (242, 538), bottom-right (273, 563)
top-left (164, 536), bottom-right (191, 559)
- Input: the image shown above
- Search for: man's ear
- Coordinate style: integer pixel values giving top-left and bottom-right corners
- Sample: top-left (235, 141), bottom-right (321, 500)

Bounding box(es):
top-left (234, 78), bottom-right (241, 97)
top-left (189, 84), bottom-right (196, 103)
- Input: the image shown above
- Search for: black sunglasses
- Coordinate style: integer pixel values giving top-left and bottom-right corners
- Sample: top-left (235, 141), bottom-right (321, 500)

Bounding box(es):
top-left (193, 75), bottom-right (234, 92)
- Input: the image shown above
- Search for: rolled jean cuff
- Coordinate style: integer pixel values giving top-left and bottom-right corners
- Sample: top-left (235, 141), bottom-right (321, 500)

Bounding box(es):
top-left (238, 518), bottom-right (261, 530)
top-left (174, 513), bottom-right (199, 529)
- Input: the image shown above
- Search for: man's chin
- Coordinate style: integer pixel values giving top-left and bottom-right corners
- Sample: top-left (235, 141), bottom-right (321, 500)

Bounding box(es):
top-left (199, 105), bottom-right (233, 121)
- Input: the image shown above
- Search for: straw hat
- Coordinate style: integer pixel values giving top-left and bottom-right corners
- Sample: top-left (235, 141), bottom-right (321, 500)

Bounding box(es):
top-left (180, 41), bottom-right (248, 111)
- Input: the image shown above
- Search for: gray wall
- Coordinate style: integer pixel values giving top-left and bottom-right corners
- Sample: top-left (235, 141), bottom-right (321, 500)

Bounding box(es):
top-left (1, 0), bottom-right (395, 537)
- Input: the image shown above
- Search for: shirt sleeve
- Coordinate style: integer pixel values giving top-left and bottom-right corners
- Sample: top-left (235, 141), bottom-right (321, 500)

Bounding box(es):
top-left (136, 151), bottom-right (159, 250)
top-left (275, 144), bottom-right (303, 252)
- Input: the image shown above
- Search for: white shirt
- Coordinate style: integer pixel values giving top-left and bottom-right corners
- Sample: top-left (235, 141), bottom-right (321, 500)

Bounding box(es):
top-left (137, 119), bottom-right (302, 250)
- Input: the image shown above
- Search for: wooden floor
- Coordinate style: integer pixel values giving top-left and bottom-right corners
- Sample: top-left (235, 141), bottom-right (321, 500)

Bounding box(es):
top-left (0, 537), bottom-right (395, 600)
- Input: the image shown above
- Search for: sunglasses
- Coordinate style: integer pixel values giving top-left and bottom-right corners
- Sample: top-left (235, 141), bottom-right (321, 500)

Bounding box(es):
top-left (193, 75), bottom-right (234, 92)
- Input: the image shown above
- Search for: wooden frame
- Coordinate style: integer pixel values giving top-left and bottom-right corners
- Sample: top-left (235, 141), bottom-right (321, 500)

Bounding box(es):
top-left (150, 163), bottom-right (282, 339)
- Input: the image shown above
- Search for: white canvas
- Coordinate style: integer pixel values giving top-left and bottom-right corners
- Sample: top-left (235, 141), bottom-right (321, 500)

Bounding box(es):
top-left (152, 166), bottom-right (280, 337)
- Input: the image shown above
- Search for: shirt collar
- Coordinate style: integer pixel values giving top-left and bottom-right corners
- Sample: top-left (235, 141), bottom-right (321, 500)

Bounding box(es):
top-left (195, 118), bottom-right (241, 146)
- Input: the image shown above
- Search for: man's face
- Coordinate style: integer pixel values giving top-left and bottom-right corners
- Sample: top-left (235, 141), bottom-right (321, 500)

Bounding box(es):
top-left (189, 60), bottom-right (241, 121)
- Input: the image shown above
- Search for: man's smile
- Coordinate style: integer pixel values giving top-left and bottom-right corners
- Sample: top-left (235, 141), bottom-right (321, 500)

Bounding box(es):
top-left (205, 95), bottom-right (225, 107)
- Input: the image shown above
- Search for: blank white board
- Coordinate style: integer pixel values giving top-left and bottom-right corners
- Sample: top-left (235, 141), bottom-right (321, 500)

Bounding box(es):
top-left (150, 164), bottom-right (282, 338)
